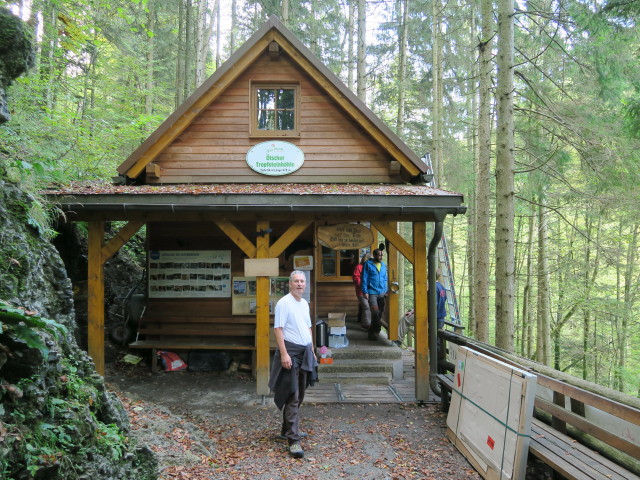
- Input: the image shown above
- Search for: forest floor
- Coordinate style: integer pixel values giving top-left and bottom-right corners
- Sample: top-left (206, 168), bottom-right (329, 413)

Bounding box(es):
top-left (105, 358), bottom-right (485, 480)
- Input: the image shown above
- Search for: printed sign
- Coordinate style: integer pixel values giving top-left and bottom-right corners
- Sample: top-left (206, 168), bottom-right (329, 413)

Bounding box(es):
top-left (317, 224), bottom-right (374, 250)
top-left (246, 141), bottom-right (304, 176)
top-left (148, 250), bottom-right (231, 298)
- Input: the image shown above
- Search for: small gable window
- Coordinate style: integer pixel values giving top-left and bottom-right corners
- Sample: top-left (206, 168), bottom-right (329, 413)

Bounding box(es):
top-left (251, 83), bottom-right (300, 137)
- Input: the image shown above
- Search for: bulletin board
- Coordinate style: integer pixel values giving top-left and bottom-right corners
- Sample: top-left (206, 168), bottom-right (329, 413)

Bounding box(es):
top-left (231, 276), bottom-right (290, 315)
top-left (446, 346), bottom-right (537, 480)
top-left (148, 250), bottom-right (231, 298)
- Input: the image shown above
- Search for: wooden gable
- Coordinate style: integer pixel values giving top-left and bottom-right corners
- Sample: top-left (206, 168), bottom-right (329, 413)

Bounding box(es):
top-left (118, 16), bottom-right (427, 185)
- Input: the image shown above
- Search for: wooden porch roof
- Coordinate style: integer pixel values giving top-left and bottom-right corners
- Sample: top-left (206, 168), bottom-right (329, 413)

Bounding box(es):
top-left (46, 182), bottom-right (466, 222)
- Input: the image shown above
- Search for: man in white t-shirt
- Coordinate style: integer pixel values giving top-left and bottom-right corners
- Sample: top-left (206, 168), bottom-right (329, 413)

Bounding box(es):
top-left (268, 271), bottom-right (317, 459)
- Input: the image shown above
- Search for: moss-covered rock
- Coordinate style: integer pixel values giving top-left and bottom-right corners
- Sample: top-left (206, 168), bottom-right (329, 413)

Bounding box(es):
top-left (0, 181), bottom-right (157, 479)
top-left (0, 7), bottom-right (34, 123)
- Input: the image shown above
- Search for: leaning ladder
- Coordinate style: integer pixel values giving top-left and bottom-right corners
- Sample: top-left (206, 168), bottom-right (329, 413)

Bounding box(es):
top-left (421, 154), bottom-right (462, 328)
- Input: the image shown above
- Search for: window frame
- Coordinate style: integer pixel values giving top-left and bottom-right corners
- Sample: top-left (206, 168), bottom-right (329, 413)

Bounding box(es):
top-left (316, 244), bottom-right (372, 282)
top-left (250, 82), bottom-right (300, 138)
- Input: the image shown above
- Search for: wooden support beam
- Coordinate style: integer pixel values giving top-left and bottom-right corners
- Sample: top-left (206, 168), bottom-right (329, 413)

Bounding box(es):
top-left (146, 163), bottom-right (161, 179)
top-left (101, 221), bottom-right (145, 263)
top-left (372, 221), bottom-right (414, 263)
top-left (88, 221), bottom-right (106, 376)
top-left (255, 220), bottom-right (271, 396)
top-left (269, 219), bottom-right (313, 258)
top-left (214, 219), bottom-right (257, 258)
top-left (413, 222), bottom-right (429, 401)
top-left (387, 230), bottom-right (399, 341)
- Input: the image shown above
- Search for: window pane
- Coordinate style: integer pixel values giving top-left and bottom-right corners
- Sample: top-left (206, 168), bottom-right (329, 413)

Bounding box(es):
top-left (257, 110), bottom-right (275, 130)
top-left (339, 250), bottom-right (358, 277)
top-left (257, 89), bottom-right (276, 109)
top-left (277, 110), bottom-right (295, 130)
top-left (321, 246), bottom-right (336, 276)
top-left (278, 89), bottom-right (294, 109)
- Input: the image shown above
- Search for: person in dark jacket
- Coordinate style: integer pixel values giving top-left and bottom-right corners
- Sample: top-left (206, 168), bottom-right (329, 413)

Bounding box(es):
top-left (268, 270), bottom-right (317, 459)
top-left (361, 249), bottom-right (388, 341)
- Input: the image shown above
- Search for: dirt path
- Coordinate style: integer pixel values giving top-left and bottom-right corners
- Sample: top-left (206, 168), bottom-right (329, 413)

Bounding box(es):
top-left (106, 362), bottom-right (482, 479)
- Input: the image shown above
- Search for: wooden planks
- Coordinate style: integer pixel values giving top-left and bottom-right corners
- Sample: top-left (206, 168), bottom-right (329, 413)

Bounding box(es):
top-left (530, 419), bottom-right (638, 480)
top-left (150, 51), bottom-right (398, 185)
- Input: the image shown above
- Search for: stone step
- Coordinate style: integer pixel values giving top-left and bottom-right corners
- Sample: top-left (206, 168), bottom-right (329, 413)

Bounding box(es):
top-left (317, 371), bottom-right (392, 385)
top-left (318, 359), bottom-right (394, 374)
top-left (329, 347), bottom-right (402, 361)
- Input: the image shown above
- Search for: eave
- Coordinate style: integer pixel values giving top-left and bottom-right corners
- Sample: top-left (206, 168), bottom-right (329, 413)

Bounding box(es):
top-left (47, 183), bottom-right (466, 223)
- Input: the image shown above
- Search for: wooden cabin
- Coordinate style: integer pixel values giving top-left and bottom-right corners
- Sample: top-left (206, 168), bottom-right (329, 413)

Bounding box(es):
top-left (48, 16), bottom-right (466, 400)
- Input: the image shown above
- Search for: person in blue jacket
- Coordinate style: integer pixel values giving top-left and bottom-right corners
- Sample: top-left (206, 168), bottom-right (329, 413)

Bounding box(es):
top-left (361, 248), bottom-right (388, 341)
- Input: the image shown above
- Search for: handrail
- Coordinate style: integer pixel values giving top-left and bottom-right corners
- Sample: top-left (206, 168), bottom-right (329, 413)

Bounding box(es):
top-left (438, 329), bottom-right (640, 474)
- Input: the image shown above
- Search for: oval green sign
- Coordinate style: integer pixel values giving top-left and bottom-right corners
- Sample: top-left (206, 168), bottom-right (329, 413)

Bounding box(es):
top-left (246, 141), bottom-right (304, 176)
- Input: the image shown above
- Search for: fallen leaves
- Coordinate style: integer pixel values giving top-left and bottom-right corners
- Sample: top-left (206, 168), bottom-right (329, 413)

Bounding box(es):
top-left (113, 390), bottom-right (481, 480)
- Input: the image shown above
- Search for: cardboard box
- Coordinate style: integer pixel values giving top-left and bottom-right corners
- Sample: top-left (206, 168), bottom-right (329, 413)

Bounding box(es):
top-left (329, 326), bottom-right (347, 335)
top-left (327, 312), bottom-right (346, 327)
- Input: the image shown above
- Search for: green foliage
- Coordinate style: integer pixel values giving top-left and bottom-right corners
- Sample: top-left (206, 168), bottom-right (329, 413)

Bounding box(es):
top-left (0, 300), bottom-right (66, 357)
top-left (2, 359), bottom-right (129, 478)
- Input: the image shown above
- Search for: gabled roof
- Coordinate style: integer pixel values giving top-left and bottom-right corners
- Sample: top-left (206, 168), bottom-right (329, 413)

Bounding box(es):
top-left (117, 15), bottom-right (427, 180)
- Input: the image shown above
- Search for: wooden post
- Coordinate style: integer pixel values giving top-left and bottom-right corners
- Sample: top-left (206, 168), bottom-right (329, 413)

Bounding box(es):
top-left (413, 221), bottom-right (429, 401)
top-left (88, 221), bottom-right (105, 376)
top-left (255, 220), bottom-right (271, 395)
top-left (387, 227), bottom-right (399, 341)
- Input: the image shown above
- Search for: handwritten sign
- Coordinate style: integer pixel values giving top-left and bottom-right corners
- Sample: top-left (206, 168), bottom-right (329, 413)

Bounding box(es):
top-left (317, 224), bottom-right (373, 250)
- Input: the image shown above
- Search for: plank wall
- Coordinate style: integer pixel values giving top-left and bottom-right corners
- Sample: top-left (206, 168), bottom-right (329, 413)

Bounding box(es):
top-left (151, 51), bottom-right (397, 184)
top-left (316, 282), bottom-right (359, 320)
top-left (145, 221), bottom-right (317, 323)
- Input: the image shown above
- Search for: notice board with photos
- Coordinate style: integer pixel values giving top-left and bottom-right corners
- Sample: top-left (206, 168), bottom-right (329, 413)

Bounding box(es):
top-left (148, 250), bottom-right (231, 298)
top-left (446, 346), bottom-right (537, 480)
top-left (232, 276), bottom-right (290, 315)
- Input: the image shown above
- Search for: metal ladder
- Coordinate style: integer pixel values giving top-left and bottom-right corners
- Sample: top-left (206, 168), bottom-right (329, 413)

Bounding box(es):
top-left (421, 154), bottom-right (462, 328)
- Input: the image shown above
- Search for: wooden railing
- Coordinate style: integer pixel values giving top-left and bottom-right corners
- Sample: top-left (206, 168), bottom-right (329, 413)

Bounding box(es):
top-left (437, 330), bottom-right (640, 479)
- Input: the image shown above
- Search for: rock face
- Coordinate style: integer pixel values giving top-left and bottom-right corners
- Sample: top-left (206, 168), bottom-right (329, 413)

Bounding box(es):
top-left (0, 7), bottom-right (34, 123)
top-left (0, 9), bottom-right (157, 479)
top-left (0, 179), bottom-right (157, 479)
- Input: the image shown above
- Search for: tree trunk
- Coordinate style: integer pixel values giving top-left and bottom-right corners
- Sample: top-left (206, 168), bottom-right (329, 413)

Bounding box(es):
top-left (230, 0), bottom-right (237, 52)
top-left (348, 1), bottom-right (355, 91)
top-left (40, 1), bottom-right (58, 113)
top-left (474, 0), bottom-right (493, 343)
top-left (522, 210), bottom-right (534, 358)
top-left (281, 0), bottom-right (289, 25)
top-left (195, 0), bottom-right (215, 87)
top-left (432, 0), bottom-right (444, 185)
top-left (536, 196), bottom-right (551, 366)
top-left (145, 0), bottom-right (156, 115)
top-left (185, 0), bottom-right (193, 94)
top-left (494, 0), bottom-right (515, 351)
top-left (215, 0), bottom-right (221, 68)
top-left (356, 0), bottom-right (366, 103)
top-left (617, 222), bottom-right (638, 392)
top-left (176, 0), bottom-right (186, 107)
top-left (396, 0), bottom-right (408, 134)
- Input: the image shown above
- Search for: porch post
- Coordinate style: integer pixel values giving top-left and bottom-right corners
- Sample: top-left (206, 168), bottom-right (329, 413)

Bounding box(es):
top-left (413, 221), bottom-right (429, 401)
top-left (255, 220), bottom-right (271, 395)
top-left (88, 221), bottom-right (105, 376)
top-left (387, 226), bottom-right (399, 341)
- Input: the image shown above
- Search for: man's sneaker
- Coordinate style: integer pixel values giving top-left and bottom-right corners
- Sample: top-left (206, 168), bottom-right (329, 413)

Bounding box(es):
top-left (289, 442), bottom-right (304, 459)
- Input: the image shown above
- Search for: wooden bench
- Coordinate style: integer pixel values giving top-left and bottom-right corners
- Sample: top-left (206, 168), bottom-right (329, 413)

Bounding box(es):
top-left (436, 368), bottom-right (640, 480)
top-left (129, 315), bottom-right (258, 373)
